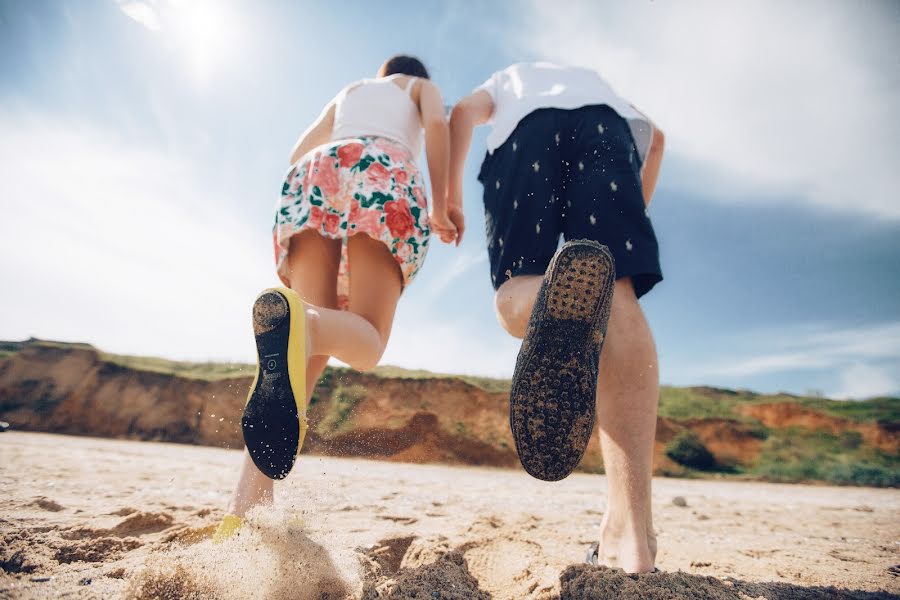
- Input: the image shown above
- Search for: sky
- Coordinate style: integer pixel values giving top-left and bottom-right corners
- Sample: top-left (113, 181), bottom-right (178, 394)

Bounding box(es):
top-left (1, 0), bottom-right (898, 399)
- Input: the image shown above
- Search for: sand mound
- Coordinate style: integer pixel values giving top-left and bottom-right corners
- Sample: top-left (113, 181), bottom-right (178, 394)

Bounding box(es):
top-left (1, 530), bottom-right (51, 574)
top-left (560, 564), bottom-right (747, 599)
top-left (126, 514), bottom-right (495, 600)
top-left (126, 509), bottom-right (360, 600)
top-left (363, 547), bottom-right (488, 600)
top-left (559, 565), bottom-right (900, 600)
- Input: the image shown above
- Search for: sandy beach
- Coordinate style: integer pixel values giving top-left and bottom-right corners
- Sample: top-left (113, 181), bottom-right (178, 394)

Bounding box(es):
top-left (1, 431), bottom-right (898, 599)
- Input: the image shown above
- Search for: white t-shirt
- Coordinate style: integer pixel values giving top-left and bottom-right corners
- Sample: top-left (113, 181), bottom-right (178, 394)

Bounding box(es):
top-left (475, 62), bottom-right (653, 163)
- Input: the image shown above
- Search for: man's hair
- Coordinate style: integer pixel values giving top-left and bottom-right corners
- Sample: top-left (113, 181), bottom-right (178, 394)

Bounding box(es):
top-left (379, 55), bottom-right (430, 79)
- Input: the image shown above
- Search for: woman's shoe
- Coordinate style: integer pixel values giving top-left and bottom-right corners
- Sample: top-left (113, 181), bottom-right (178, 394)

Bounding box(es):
top-left (212, 514), bottom-right (243, 543)
top-left (241, 287), bottom-right (309, 480)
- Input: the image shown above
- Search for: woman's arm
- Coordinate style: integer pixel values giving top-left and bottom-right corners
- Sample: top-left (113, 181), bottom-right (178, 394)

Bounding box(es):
top-left (288, 102), bottom-right (336, 165)
top-left (640, 125), bottom-right (665, 206)
top-left (429, 90), bottom-right (494, 245)
top-left (416, 80), bottom-right (457, 244)
top-left (418, 80), bottom-right (449, 210)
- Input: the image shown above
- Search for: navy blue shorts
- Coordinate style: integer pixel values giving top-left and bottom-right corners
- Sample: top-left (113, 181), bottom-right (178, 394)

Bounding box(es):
top-left (478, 105), bottom-right (662, 298)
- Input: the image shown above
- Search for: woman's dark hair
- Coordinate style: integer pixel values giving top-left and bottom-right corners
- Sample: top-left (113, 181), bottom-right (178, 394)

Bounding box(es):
top-left (379, 55), bottom-right (430, 79)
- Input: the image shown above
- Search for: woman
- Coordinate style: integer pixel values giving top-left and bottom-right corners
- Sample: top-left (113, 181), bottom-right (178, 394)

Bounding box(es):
top-left (214, 55), bottom-right (460, 541)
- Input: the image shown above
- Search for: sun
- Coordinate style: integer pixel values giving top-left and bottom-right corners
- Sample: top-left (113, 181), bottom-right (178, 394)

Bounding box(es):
top-left (116, 0), bottom-right (245, 81)
top-left (166, 0), bottom-right (239, 80)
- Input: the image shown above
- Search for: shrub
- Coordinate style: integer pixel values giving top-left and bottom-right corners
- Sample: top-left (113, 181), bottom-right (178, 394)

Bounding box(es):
top-left (745, 420), bottom-right (771, 440)
top-left (320, 384), bottom-right (367, 434)
top-left (665, 432), bottom-right (715, 470)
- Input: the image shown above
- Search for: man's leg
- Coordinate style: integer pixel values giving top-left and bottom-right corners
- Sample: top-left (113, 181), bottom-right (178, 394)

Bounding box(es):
top-left (494, 275), bottom-right (542, 338)
top-left (495, 275), bottom-right (658, 572)
top-left (594, 278), bottom-right (658, 573)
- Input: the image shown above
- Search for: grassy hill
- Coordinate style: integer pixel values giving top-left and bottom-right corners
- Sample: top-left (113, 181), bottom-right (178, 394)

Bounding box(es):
top-left (1, 339), bottom-right (897, 487)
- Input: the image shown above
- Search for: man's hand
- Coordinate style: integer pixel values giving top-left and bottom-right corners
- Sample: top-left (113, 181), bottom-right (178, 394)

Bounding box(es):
top-left (430, 205), bottom-right (465, 246)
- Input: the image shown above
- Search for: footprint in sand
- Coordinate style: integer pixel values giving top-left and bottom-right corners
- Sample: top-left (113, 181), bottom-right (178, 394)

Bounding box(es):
top-left (444, 516), bottom-right (557, 599)
top-left (109, 507), bottom-right (138, 517)
top-left (55, 537), bottom-right (142, 564)
top-left (111, 511), bottom-right (176, 536)
top-left (60, 511), bottom-right (177, 542)
top-left (459, 536), bottom-right (557, 599)
top-left (30, 497), bottom-right (65, 512)
top-left (161, 524), bottom-right (219, 545)
top-left (376, 515), bottom-right (418, 525)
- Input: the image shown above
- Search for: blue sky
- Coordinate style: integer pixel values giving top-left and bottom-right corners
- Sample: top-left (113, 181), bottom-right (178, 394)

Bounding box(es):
top-left (1, 0), bottom-right (898, 398)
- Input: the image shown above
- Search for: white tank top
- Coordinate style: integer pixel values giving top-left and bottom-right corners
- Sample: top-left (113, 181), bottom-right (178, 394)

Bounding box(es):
top-left (330, 75), bottom-right (424, 159)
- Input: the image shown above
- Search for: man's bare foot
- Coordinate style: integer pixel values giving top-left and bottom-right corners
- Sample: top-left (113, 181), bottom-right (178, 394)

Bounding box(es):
top-left (592, 514), bottom-right (657, 573)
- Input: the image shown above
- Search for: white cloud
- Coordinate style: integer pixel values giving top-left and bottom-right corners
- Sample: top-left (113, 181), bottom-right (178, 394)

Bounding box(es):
top-left (0, 112), bottom-right (275, 363)
top-left (381, 305), bottom-right (520, 379)
top-left (683, 321), bottom-right (900, 399)
top-left (517, 1), bottom-right (900, 220)
top-left (832, 362), bottom-right (898, 401)
top-left (425, 250), bottom-right (487, 297)
top-left (115, 1), bottom-right (161, 31)
top-left (702, 322), bottom-right (900, 377)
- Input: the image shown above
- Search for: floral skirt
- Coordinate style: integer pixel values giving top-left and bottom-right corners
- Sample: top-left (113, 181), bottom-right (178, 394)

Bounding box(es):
top-left (274, 136), bottom-right (431, 309)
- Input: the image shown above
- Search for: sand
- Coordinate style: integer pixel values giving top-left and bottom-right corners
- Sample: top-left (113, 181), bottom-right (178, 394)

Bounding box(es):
top-left (0, 432), bottom-right (898, 599)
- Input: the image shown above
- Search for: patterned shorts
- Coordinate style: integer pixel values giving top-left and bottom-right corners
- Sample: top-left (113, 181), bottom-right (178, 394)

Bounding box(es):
top-left (478, 105), bottom-right (662, 299)
top-left (274, 136), bottom-right (431, 308)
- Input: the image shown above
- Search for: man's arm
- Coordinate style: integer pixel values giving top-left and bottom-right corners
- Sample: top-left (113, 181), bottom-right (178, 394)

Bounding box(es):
top-left (448, 90), bottom-right (494, 210)
top-left (640, 125), bottom-right (665, 206)
top-left (288, 102), bottom-right (336, 165)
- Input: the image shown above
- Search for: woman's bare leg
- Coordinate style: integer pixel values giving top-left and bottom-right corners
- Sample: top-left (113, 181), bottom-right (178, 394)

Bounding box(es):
top-left (300, 233), bottom-right (402, 369)
top-left (226, 231), bottom-right (402, 516)
top-left (227, 230), bottom-right (340, 517)
top-left (344, 233), bottom-right (403, 349)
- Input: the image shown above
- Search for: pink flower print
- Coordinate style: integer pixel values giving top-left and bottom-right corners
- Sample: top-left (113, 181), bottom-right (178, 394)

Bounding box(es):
top-left (312, 158), bottom-right (340, 198)
top-left (384, 198), bottom-right (414, 240)
top-left (350, 202), bottom-right (383, 234)
top-left (373, 137), bottom-right (407, 158)
top-left (392, 168), bottom-right (410, 186)
top-left (307, 206), bottom-right (324, 230)
top-left (337, 143), bottom-right (364, 169)
top-left (366, 162), bottom-right (391, 187)
top-left (324, 212), bottom-right (341, 236)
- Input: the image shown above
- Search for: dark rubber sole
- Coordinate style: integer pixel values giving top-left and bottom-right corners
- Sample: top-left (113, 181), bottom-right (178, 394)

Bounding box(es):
top-left (241, 291), bottom-right (300, 480)
top-left (509, 240), bottom-right (615, 481)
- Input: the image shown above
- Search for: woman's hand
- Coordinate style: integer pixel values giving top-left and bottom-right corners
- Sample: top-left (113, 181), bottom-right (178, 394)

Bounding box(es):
top-left (430, 205), bottom-right (465, 246)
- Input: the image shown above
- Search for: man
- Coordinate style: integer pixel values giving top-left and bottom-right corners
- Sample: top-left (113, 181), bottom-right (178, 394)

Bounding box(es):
top-left (434, 62), bottom-right (665, 573)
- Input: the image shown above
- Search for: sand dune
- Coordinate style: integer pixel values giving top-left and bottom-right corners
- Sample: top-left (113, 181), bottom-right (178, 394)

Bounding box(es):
top-left (1, 432), bottom-right (898, 599)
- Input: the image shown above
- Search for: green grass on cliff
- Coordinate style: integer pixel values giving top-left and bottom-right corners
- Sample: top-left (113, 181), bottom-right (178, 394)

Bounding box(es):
top-left (370, 365), bottom-right (511, 393)
top-left (3, 339), bottom-right (898, 487)
top-left (657, 385), bottom-right (898, 425)
top-left (749, 428), bottom-right (900, 487)
top-left (100, 352), bottom-right (254, 381)
top-left (3, 339), bottom-right (896, 423)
